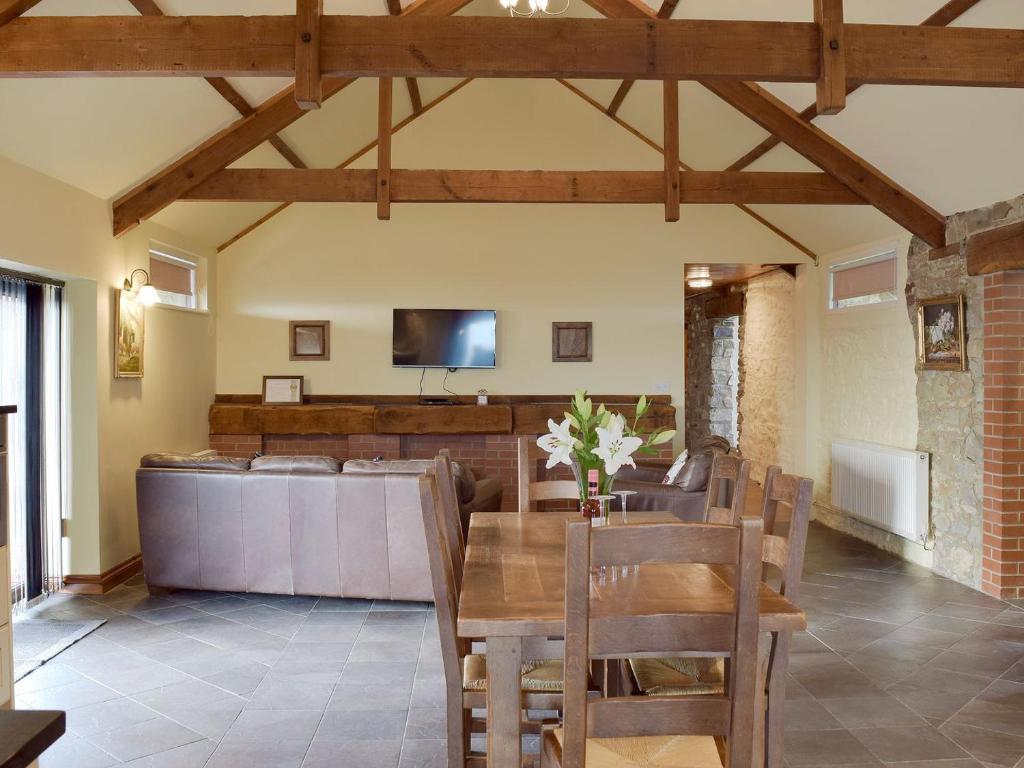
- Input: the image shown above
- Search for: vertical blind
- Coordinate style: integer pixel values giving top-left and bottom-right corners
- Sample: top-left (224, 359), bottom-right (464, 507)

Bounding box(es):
top-left (0, 272), bottom-right (65, 611)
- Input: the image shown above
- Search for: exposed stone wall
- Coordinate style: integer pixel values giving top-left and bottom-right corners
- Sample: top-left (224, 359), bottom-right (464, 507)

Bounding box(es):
top-left (903, 200), bottom-right (1024, 588)
top-left (685, 297), bottom-right (740, 449)
top-left (739, 272), bottom-right (797, 482)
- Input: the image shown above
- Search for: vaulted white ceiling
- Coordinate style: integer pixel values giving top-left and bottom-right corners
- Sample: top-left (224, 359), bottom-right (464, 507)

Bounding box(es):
top-left (0, 0), bottom-right (1021, 259)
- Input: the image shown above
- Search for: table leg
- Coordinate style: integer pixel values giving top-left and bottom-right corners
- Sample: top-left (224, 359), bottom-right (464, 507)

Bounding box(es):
top-left (487, 636), bottom-right (523, 768)
top-left (764, 631), bottom-right (791, 768)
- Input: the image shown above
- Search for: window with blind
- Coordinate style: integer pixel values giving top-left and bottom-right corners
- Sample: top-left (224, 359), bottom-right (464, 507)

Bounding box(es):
top-left (828, 248), bottom-right (899, 310)
top-left (149, 246), bottom-right (197, 309)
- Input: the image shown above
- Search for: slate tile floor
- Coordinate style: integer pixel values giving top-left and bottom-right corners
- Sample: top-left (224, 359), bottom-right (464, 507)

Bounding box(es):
top-left (13, 522), bottom-right (1024, 768)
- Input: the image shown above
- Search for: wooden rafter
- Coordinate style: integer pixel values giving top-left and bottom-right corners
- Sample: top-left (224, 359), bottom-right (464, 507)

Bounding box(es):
top-left (110, 0), bottom-right (476, 236)
top-left (384, 0), bottom-right (424, 114)
top-left (378, 78), bottom-right (393, 220)
top-left (703, 80), bottom-right (946, 246)
top-left (0, 0), bottom-right (39, 27)
top-left (183, 169), bottom-right (862, 205)
top-left (966, 220), bottom-right (1024, 276)
top-left (577, 0), bottom-right (946, 247)
top-left (663, 81), bottom-right (680, 222)
top-left (215, 79), bottom-right (474, 253)
top-left (606, 0), bottom-right (680, 117)
top-left (3, 16), bottom-right (1022, 87)
top-left (125, 0), bottom-right (308, 172)
top-left (814, 0), bottom-right (846, 114)
top-left (295, 0), bottom-right (323, 110)
top-left (724, 0), bottom-right (983, 172)
top-left (559, 79), bottom-right (819, 263)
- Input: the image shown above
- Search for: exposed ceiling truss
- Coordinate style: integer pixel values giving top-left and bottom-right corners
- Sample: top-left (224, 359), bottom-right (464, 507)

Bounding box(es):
top-left (1, 0), bottom-right (1016, 253)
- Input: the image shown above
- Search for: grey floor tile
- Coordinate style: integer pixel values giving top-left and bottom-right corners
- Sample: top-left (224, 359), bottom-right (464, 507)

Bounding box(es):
top-left (247, 675), bottom-right (336, 710)
top-left (341, 661), bottom-right (418, 687)
top-left (303, 738), bottom-right (402, 768)
top-left (38, 732), bottom-right (120, 768)
top-left (315, 709), bottom-right (409, 740)
top-left (777, 729), bottom-right (879, 765)
top-left (227, 709), bottom-right (324, 742)
top-left (16, 662), bottom-right (87, 694)
top-left (398, 739), bottom-right (446, 768)
top-left (279, 640), bottom-right (353, 662)
top-left (404, 707), bottom-right (446, 740)
top-left (131, 605), bottom-right (209, 626)
top-left (312, 597), bottom-right (373, 612)
top-left (365, 611), bottom-right (429, 627)
top-left (20, 677), bottom-right (121, 710)
top-left (67, 696), bottom-right (161, 736)
top-left (946, 699), bottom-right (1024, 738)
top-left (329, 682), bottom-right (414, 711)
top-left (939, 722), bottom-right (1024, 767)
top-left (120, 739), bottom-right (218, 768)
top-left (271, 655), bottom-right (346, 684)
top-left (372, 600), bottom-right (431, 612)
top-left (926, 649), bottom-right (1021, 679)
top-left (206, 738), bottom-right (312, 768)
top-left (84, 715), bottom-right (204, 762)
top-left (201, 662), bottom-right (270, 696)
top-left (290, 625), bottom-right (361, 644)
top-left (851, 725), bottom-right (969, 763)
top-left (819, 695), bottom-right (927, 729)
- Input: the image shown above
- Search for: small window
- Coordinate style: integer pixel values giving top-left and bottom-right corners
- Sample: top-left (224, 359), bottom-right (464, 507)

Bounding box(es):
top-left (828, 248), bottom-right (898, 310)
top-left (149, 247), bottom-right (197, 309)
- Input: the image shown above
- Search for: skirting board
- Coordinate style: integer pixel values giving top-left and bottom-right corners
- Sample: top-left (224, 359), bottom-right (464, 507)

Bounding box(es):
top-left (62, 554), bottom-right (143, 595)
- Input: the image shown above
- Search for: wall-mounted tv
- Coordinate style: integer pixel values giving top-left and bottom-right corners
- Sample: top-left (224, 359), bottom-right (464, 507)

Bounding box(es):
top-left (393, 309), bottom-right (497, 369)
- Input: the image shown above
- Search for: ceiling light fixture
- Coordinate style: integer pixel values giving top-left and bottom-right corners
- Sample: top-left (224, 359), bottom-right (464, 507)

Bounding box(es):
top-left (498, 0), bottom-right (570, 17)
top-left (124, 268), bottom-right (159, 306)
top-left (686, 265), bottom-right (713, 290)
top-left (687, 277), bottom-right (713, 290)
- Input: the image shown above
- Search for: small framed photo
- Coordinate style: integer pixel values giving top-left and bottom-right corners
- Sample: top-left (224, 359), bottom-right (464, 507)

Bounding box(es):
top-left (289, 320), bottom-right (330, 361)
top-left (262, 375), bottom-right (304, 405)
top-left (552, 321), bottom-right (593, 363)
top-left (917, 294), bottom-right (966, 371)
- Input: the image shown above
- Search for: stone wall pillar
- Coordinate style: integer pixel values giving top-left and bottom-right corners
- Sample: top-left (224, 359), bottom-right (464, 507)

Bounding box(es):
top-left (982, 270), bottom-right (1024, 598)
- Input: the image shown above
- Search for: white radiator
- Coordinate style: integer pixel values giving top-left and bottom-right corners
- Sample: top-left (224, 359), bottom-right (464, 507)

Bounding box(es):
top-left (830, 439), bottom-right (930, 543)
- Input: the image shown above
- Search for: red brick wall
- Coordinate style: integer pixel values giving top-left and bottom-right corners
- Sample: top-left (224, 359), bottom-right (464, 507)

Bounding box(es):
top-left (209, 432), bottom-right (674, 514)
top-left (982, 270), bottom-right (1024, 599)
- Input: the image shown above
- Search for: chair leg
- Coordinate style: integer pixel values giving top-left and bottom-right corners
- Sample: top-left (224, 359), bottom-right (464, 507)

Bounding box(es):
top-left (765, 633), bottom-right (791, 768)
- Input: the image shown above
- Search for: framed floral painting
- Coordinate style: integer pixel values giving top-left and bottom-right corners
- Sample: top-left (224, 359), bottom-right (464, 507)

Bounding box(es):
top-left (917, 294), bottom-right (966, 371)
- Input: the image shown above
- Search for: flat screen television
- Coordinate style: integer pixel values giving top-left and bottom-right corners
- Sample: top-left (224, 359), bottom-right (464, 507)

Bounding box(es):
top-left (392, 309), bottom-right (497, 369)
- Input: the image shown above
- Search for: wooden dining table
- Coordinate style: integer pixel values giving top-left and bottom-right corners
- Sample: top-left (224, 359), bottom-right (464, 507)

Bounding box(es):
top-left (457, 509), bottom-right (806, 768)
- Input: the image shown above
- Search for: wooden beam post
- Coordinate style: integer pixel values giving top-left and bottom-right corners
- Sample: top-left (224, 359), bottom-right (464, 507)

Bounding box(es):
top-left (0, 0), bottom-right (41, 27)
top-left (378, 77), bottom-right (393, 220)
top-left (295, 0), bottom-right (323, 110)
top-left (814, 0), bottom-right (846, 114)
top-left (663, 80), bottom-right (680, 222)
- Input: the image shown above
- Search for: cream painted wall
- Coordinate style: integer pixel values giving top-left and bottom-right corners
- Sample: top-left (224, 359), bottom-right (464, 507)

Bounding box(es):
top-left (215, 80), bottom-right (810, 437)
top-left (0, 155), bottom-right (216, 573)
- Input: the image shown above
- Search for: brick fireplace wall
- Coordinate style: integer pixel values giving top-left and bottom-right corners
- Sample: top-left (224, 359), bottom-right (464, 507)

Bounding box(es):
top-left (210, 432), bottom-right (672, 513)
top-left (982, 270), bottom-right (1024, 598)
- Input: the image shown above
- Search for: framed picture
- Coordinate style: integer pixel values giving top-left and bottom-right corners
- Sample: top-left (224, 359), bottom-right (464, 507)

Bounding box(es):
top-left (917, 294), bottom-right (966, 371)
top-left (262, 375), bottom-right (304, 405)
top-left (289, 320), bottom-right (330, 361)
top-left (114, 289), bottom-right (145, 378)
top-left (552, 321), bottom-right (593, 363)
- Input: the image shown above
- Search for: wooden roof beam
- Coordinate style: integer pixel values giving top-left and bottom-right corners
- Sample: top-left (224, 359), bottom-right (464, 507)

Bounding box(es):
top-left (814, 0), bottom-right (846, 114)
top-left (607, 0), bottom-right (681, 117)
top-left (725, 0), bottom-right (983, 171)
top-left (3, 17), bottom-right (1022, 86)
top-left (182, 169), bottom-right (866, 205)
top-left (110, 0), bottom-right (476, 236)
top-left (295, 0), bottom-right (323, 110)
top-left (966, 220), bottom-right (1024, 275)
top-left (385, 0), bottom-right (424, 114)
top-left (378, 78), bottom-right (393, 220)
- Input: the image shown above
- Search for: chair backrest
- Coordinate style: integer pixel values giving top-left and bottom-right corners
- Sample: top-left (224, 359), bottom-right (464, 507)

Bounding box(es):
top-left (560, 517), bottom-right (764, 768)
top-left (417, 470), bottom-right (470, 767)
top-left (434, 450), bottom-right (467, 594)
top-left (517, 436), bottom-right (580, 513)
top-left (759, 466), bottom-right (813, 604)
top-left (704, 452), bottom-right (752, 526)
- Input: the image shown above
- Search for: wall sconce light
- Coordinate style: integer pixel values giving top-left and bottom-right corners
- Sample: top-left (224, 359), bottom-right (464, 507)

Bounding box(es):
top-left (124, 268), bottom-right (159, 306)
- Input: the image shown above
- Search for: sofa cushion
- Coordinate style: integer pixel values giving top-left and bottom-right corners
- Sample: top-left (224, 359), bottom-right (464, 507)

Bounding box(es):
top-left (250, 456), bottom-right (341, 474)
top-left (675, 452), bottom-right (713, 492)
top-left (343, 459), bottom-right (477, 503)
top-left (141, 452), bottom-right (250, 471)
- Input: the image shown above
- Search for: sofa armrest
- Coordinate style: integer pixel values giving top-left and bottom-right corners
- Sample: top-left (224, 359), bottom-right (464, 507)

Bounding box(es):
top-left (464, 477), bottom-right (503, 514)
top-left (613, 480), bottom-right (707, 523)
top-left (615, 465), bottom-right (667, 484)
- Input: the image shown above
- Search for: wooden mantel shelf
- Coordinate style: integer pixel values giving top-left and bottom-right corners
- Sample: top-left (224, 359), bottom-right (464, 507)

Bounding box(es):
top-left (209, 395), bottom-right (675, 437)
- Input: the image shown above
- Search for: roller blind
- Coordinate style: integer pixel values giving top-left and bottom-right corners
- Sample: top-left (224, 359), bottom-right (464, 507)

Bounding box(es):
top-left (149, 252), bottom-right (194, 297)
top-left (832, 256), bottom-right (896, 301)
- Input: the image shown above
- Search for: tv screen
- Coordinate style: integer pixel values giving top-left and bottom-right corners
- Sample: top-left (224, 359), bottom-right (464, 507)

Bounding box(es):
top-left (393, 309), bottom-right (497, 369)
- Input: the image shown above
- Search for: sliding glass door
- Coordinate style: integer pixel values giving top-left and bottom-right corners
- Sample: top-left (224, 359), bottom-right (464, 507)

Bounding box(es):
top-left (0, 271), bottom-right (65, 610)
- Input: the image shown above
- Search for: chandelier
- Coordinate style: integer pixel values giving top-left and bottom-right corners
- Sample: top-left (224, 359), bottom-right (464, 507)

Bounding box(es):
top-left (498, 0), bottom-right (570, 17)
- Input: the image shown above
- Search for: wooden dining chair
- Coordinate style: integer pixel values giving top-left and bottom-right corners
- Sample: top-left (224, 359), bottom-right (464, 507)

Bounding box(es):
top-left (704, 452), bottom-right (751, 525)
top-left (628, 467), bottom-right (813, 768)
top-left (542, 516), bottom-right (764, 768)
top-left (418, 470), bottom-right (566, 768)
top-left (434, 450), bottom-right (467, 594)
top-left (518, 436), bottom-right (580, 513)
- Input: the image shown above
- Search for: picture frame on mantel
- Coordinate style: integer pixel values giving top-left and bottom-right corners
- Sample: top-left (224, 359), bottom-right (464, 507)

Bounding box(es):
top-left (289, 320), bottom-right (330, 361)
top-left (262, 375), bottom-right (304, 405)
top-left (917, 293), bottom-right (967, 371)
top-left (552, 322), bottom-right (593, 363)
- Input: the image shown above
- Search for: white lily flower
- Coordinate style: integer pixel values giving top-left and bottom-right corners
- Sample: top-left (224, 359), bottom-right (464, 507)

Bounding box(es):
top-left (592, 413), bottom-right (644, 475)
top-left (537, 418), bottom-right (580, 469)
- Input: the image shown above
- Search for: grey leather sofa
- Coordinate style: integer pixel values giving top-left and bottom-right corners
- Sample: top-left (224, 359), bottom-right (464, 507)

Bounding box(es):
top-left (136, 454), bottom-right (502, 602)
